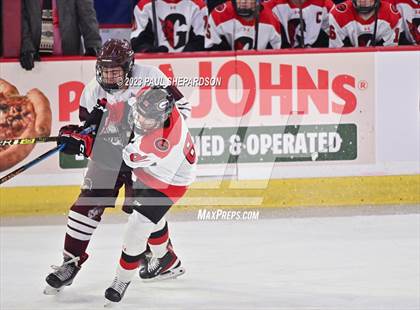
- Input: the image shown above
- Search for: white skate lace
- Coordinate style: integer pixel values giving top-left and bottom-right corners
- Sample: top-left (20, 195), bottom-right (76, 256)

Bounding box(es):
top-left (147, 257), bottom-right (160, 273)
top-left (50, 256), bottom-right (80, 281)
top-left (110, 277), bottom-right (129, 294)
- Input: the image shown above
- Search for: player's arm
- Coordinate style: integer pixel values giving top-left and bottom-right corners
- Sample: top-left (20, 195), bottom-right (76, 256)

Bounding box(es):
top-left (268, 14), bottom-right (283, 49)
top-left (183, 4), bottom-right (207, 51)
top-left (130, 2), bottom-right (164, 52)
top-left (382, 3), bottom-right (402, 46)
top-left (122, 139), bottom-right (159, 169)
top-left (204, 14), bottom-right (231, 50)
top-left (312, 7), bottom-right (330, 47)
top-left (328, 14), bottom-right (347, 48)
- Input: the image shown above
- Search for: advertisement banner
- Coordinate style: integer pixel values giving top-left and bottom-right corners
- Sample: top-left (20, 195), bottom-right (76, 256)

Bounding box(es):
top-left (0, 51), bottom-right (375, 186)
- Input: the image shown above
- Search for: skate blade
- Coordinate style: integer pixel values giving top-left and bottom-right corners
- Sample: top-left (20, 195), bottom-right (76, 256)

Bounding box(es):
top-left (104, 299), bottom-right (120, 308)
top-left (43, 285), bottom-right (64, 295)
top-left (142, 266), bottom-right (186, 282)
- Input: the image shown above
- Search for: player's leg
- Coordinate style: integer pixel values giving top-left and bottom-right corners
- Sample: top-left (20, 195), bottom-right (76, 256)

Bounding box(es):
top-left (104, 210), bottom-right (156, 303)
top-left (45, 162), bottom-right (125, 293)
top-left (140, 217), bottom-right (185, 281)
top-left (104, 183), bottom-right (185, 303)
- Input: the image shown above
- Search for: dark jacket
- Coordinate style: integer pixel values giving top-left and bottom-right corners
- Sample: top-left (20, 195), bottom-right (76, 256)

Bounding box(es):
top-left (21, 0), bottom-right (102, 55)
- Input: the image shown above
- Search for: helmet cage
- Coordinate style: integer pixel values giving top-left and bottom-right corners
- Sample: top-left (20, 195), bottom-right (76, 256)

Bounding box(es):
top-left (129, 87), bottom-right (175, 135)
top-left (232, 0), bottom-right (258, 18)
top-left (352, 0), bottom-right (380, 13)
top-left (96, 39), bottom-right (134, 93)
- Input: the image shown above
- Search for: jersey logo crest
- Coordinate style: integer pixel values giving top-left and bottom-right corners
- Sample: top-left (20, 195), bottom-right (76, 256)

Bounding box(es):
top-left (215, 3), bottom-right (227, 12)
top-left (159, 13), bottom-right (187, 49)
top-left (130, 153), bottom-right (148, 162)
top-left (234, 36), bottom-right (254, 50)
top-left (154, 138), bottom-right (170, 152)
top-left (390, 3), bottom-right (399, 14)
top-left (336, 3), bottom-right (347, 12)
top-left (358, 33), bottom-right (374, 47)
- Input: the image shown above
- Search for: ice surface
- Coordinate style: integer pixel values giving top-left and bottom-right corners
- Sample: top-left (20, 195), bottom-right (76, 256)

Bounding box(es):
top-left (1, 214), bottom-right (419, 310)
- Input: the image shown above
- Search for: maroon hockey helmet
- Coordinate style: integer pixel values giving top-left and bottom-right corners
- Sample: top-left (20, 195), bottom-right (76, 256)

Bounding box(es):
top-left (232, 0), bottom-right (260, 18)
top-left (129, 86), bottom-right (175, 134)
top-left (96, 39), bottom-right (134, 93)
top-left (352, 0), bottom-right (380, 13)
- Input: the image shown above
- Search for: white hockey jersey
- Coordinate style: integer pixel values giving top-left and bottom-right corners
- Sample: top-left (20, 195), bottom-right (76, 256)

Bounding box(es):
top-left (392, 0), bottom-right (420, 44)
top-left (265, 0), bottom-right (329, 47)
top-left (329, 0), bottom-right (402, 47)
top-left (131, 0), bottom-right (208, 52)
top-left (80, 63), bottom-right (191, 123)
top-left (205, 0), bottom-right (282, 50)
top-left (123, 106), bottom-right (197, 188)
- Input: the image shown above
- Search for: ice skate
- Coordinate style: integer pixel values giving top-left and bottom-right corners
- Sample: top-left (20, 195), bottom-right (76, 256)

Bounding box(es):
top-left (139, 249), bottom-right (185, 282)
top-left (44, 251), bottom-right (88, 295)
top-left (104, 276), bottom-right (130, 306)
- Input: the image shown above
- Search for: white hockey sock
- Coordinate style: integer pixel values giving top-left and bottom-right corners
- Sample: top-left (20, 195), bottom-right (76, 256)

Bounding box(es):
top-left (117, 212), bottom-right (155, 283)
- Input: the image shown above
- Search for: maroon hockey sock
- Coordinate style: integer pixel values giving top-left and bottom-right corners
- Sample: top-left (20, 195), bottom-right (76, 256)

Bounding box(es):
top-left (64, 203), bottom-right (105, 259)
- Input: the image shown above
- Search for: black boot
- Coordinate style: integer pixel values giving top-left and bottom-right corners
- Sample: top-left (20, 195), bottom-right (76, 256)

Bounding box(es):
top-left (105, 277), bottom-right (131, 303)
top-left (44, 251), bottom-right (88, 293)
top-left (139, 249), bottom-right (185, 281)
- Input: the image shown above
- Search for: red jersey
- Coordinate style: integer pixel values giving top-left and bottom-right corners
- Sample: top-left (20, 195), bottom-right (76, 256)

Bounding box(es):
top-left (205, 0), bottom-right (282, 50)
top-left (329, 0), bottom-right (402, 47)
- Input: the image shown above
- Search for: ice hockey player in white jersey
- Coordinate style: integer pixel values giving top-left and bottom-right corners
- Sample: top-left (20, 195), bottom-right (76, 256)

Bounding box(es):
top-left (44, 39), bottom-right (191, 295)
top-left (329, 0), bottom-right (402, 47)
top-left (131, 0), bottom-right (208, 52)
top-left (265, 0), bottom-right (330, 47)
top-left (104, 86), bottom-right (197, 304)
top-left (391, 0), bottom-right (420, 44)
top-left (205, 0), bottom-right (283, 50)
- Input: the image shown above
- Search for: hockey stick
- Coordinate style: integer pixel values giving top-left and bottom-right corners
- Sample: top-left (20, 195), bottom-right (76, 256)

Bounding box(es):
top-left (0, 126), bottom-right (95, 185)
top-left (0, 145), bottom-right (64, 185)
top-left (254, 0), bottom-right (261, 50)
top-left (298, 5), bottom-right (305, 48)
top-left (371, 8), bottom-right (379, 47)
top-left (0, 136), bottom-right (59, 146)
top-left (0, 132), bottom-right (120, 146)
top-left (151, 0), bottom-right (159, 48)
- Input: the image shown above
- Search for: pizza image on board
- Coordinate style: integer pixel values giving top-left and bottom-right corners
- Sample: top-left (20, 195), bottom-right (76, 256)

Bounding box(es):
top-left (0, 79), bottom-right (52, 172)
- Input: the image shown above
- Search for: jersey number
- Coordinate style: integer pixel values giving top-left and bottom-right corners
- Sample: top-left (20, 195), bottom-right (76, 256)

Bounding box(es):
top-left (329, 25), bottom-right (336, 40)
top-left (393, 28), bottom-right (400, 43)
top-left (183, 133), bottom-right (196, 164)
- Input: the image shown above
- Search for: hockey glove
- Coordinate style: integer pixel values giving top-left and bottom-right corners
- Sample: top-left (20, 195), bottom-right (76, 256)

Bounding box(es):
top-left (58, 125), bottom-right (94, 157)
top-left (84, 98), bottom-right (109, 131)
top-left (20, 51), bottom-right (40, 71)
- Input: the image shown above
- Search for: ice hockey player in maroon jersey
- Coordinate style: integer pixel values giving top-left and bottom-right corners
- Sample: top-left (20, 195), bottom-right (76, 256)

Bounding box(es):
top-left (131, 0), bottom-right (208, 52)
top-left (103, 86), bottom-right (197, 304)
top-left (329, 0), bottom-right (402, 47)
top-left (265, 0), bottom-right (330, 47)
top-left (43, 39), bottom-right (191, 295)
top-left (391, 0), bottom-right (420, 44)
top-left (205, 0), bottom-right (283, 50)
